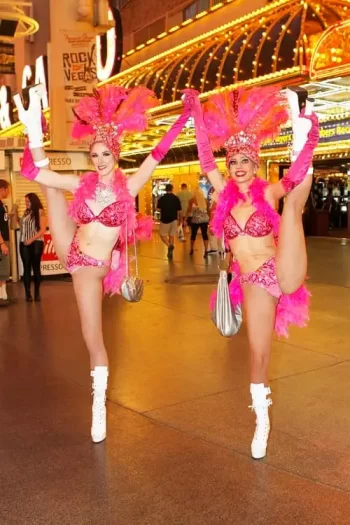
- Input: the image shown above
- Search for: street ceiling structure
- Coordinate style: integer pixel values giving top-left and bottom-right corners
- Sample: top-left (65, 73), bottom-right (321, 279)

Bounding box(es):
top-left (107, 0), bottom-right (350, 108)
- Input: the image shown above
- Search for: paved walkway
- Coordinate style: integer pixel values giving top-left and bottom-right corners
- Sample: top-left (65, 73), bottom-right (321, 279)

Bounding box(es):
top-left (1, 236), bottom-right (350, 524)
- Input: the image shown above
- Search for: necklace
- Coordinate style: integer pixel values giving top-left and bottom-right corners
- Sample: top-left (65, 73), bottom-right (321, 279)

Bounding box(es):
top-left (95, 183), bottom-right (115, 207)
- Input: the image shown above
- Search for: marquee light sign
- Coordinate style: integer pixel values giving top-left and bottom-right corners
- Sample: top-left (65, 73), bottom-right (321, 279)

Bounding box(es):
top-left (96, 0), bottom-right (123, 82)
top-left (0, 55), bottom-right (48, 131)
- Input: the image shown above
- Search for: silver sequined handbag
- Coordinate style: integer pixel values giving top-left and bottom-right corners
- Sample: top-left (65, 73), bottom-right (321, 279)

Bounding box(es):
top-left (121, 214), bottom-right (144, 303)
top-left (211, 247), bottom-right (242, 337)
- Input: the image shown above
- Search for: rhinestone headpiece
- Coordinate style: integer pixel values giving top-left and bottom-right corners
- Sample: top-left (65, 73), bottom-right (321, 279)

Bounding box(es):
top-left (225, 131), bottom-right (260, 166)
top-left (91, 123), bottom-right (121, 159)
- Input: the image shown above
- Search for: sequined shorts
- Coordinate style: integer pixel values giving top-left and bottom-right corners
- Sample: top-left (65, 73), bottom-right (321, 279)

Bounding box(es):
top-left (65, 234), bottom-right (111, 273)
top-left (239, 257), bottom-right (282, 298)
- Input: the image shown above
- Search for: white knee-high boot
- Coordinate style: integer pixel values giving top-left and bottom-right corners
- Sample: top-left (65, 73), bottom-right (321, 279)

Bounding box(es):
top-left (249, 383), bottom-right (272, 460)
top-left (91, 366), bottom-right (108, 443)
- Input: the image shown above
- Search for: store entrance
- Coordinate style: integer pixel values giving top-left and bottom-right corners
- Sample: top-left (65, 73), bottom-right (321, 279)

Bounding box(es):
top-left (311, 159), bottom-right (349, 237)
top-left (279, 159), bottom-right (350, 238)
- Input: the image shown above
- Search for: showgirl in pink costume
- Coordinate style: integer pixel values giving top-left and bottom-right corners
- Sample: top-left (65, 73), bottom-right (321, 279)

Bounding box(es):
top-left (15, 84), bottom-right (190, 443)
top-left (185, 86), bottom-right (319, 459)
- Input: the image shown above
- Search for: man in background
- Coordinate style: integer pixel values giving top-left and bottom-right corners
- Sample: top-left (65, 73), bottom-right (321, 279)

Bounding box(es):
top-left (177, 183), bottom-right (192, 232)
top-left (0, 180), bottom-right (11, 305)
top-left (157, 184), bottom-right (181, 259)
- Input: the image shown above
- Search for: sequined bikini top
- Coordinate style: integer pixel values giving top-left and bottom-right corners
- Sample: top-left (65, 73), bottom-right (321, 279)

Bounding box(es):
top-left (76, 201), bottom-right (125, 227)
top-left (224, 210), bottom-right (273, 240)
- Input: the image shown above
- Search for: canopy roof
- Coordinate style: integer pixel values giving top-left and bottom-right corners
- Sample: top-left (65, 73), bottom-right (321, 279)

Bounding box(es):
top-left (108, 0), bottom-right (350, 107)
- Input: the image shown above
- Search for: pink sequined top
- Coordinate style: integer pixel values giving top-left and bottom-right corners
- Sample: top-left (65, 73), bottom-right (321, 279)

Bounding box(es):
top-left (224, 211), bottom-right (273, 240)
top-left (76, 201), bottom-right (125, 228)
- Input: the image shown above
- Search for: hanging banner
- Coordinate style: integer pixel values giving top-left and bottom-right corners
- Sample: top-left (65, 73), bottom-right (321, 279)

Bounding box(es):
top-left (49, 29), bottom-right (95, 151)
top-left (59, 31), bottom-right (97, 150)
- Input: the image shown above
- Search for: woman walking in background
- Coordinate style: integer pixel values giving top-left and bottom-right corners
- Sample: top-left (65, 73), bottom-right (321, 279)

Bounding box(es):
top-left (186, 187), bottom-right (210, 258)
top-left (19, 193), bottom-right (47, 302)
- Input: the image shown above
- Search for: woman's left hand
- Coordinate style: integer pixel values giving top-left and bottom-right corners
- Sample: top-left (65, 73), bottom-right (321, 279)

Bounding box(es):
top-left (24, 239), bottom-right (33, 246)
top-left (181, 89), bottom-right (201, 114)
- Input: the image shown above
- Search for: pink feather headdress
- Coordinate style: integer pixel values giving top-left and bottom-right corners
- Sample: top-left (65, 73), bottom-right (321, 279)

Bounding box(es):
top-left (71, 85), bottom-right (159, 158)
top-left (203, 86), bottom-right (289, 165)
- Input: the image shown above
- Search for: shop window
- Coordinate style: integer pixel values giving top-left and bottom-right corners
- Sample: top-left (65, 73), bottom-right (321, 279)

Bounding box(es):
top-left (183, 0), bottom-right (210, 21)
top-left (184, 2), bottom-right (197, 20)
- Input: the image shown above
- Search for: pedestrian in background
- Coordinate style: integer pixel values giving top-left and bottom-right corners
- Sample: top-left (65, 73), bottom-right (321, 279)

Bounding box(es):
top-left (157, 183), bottom-right (182, 259)
top-left (0, 179), bottom-right (11, 305)
top-left (19, 193), bottom-right (47, 302)
top-left (177, 183), bottom-right (192, 233)
top-left (186, 187), bottom-right (210, 258)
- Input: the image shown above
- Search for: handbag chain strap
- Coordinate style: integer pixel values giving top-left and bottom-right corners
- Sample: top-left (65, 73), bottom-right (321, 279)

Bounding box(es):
top-left (124, 209), bottom-right (139, 278)
top-left (218, 232), bottom-right (229, 271)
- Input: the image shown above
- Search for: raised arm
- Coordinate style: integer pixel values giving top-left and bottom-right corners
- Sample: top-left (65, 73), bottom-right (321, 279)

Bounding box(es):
top-left (14, 85), bottom-right (80, 193)
top-left (184, 90), bottom-right (225, 193)
top-left (267, 93), bottom-right (319, 202)
top-left (127, 105), bottom-right (191, 197)
top-left (22, 144), bottom-right (79, 192)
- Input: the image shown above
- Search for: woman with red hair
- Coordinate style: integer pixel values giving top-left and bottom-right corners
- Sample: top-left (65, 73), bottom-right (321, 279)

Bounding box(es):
top-left (16, 84), bottom-right (190, 443)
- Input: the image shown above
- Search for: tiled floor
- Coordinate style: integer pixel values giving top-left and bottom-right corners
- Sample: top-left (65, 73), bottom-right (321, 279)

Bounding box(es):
top-left (1, 235), bottom-right (349, 524)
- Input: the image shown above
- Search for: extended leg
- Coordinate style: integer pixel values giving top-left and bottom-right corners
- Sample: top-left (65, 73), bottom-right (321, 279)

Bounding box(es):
top-left (40, 185), bottom-right (76, 264)
top-left (276, 176), bottom-right (311, 294)
top-left (243, 283), bottom-right (276, 459)
top-left (243, 283), bottom-right (276, 385)
top-left (72, 266), bottom-right (108, 368)
top-left (276, 93), bottom-right (318, 294)
top-left (72, 266), bottom-right (109, 443)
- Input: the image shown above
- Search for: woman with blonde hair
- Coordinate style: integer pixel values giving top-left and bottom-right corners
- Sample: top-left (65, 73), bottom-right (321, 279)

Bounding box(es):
top-left (186, 186), bottom-right (210, 257)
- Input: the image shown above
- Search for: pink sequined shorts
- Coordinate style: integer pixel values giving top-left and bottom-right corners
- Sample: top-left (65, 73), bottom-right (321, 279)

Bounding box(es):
top-left (65, 234), bottom-right (111, 273)
top-left (239, 257), bottom-right (281, 298)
